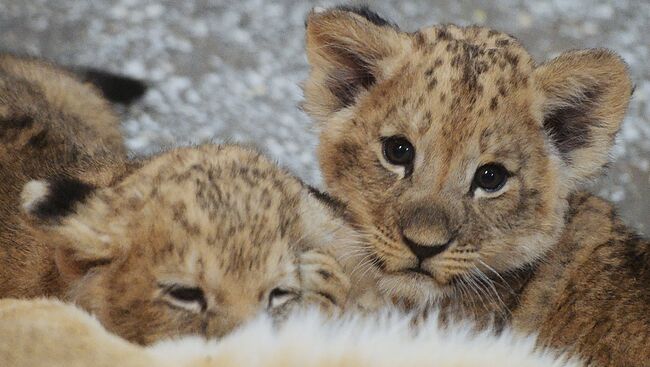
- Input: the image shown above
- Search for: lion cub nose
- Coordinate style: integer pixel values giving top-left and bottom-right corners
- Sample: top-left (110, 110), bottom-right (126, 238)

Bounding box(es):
top-left (400, 204), bottom-right (453, 262)
top-left (402, 235), bottom-right (451, 261)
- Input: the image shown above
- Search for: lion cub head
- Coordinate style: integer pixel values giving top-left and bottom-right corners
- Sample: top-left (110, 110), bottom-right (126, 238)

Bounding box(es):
top-left (303, 7), bottom-right (632, 303)
top-left (21, 145), bottom-right (353, 344)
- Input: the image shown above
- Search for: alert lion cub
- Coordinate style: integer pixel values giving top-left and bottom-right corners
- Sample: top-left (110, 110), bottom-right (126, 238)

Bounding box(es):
top-left (304, 6), bottom-right (648, 367)
top-left (0, 54), bottom-right (353, 344)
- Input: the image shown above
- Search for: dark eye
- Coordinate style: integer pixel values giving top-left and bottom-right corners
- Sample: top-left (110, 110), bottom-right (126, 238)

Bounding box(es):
top-left (382, 136), bottom-right (415, 167)
top-left (164, 285), bottom-right (207, 311)
top-left (268, 287), bottom-right (298, 309)
top-left (473, 163), bottom-right (509, 192)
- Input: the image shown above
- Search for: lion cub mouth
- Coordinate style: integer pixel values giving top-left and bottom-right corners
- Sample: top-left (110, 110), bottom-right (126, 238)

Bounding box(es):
top-left (403, 267), bottom-right (433, 277)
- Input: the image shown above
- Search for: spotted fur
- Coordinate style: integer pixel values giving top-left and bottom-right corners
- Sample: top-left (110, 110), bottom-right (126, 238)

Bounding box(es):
top-left (304, 7), bottom-right (645, 366)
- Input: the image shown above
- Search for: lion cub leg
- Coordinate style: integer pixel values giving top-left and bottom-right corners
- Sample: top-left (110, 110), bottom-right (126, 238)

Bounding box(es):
top-left (298, 249), bottom-right (351, 314)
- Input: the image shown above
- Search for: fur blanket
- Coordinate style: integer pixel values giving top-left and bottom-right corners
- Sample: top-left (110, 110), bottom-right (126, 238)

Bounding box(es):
top-left (0, 298), bottom-right (581, 367)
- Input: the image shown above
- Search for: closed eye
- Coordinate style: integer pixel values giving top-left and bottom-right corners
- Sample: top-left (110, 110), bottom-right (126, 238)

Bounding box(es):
top-left (268, 287), bottom-right (299, 309)
top-left (160, 283), bottom-right (207, 312)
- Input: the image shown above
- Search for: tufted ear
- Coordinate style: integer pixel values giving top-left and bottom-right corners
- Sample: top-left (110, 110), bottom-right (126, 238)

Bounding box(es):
top-left (534, 49), bottom-right (632, 185)
top-left (303, 6), bottom-right (409, 121)
top-left (21, 177), bottom-right (126, 282)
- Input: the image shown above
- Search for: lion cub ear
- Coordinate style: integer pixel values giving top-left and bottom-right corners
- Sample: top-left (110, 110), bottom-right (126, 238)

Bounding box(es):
top-left (303, 6), bottom-right (409, 121)
top-left (21, 177), bottom-right (125, 282)
top-left (534, 49), bottom-right (633, 185)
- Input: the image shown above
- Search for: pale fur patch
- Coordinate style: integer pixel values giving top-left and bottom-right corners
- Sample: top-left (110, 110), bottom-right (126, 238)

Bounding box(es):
top-left (20, 180), bottom-right (49, 214)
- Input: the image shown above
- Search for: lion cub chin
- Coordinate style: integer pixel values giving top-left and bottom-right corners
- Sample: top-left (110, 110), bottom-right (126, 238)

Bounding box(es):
top-left (303, 6), bottom-right (648, 366)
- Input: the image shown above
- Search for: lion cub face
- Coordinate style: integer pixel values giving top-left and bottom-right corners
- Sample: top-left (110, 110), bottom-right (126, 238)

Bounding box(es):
top-left (304, 7), bottom-right (632, 303)
top-left (22, 145), bottom-right (352, 344)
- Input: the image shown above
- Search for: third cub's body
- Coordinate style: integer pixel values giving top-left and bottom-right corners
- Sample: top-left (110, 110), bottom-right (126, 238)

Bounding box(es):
top-left (303, 6), bottom-right (648, 366)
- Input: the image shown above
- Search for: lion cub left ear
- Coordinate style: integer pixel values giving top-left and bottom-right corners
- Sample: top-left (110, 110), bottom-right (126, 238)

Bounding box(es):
top-left (21, 177), bottom-right (96, 223)
top-left (21, 177), bottom-right (124, 281)
top-left (534, 49), bottom-right (633, 185)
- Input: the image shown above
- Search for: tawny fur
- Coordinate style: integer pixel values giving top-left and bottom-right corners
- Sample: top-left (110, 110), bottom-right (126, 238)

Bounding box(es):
top-left (0, 53), bottom-right (132, 299)
top-left (303, 7), bottom-right (647, 366)
top-left (0, 298), bottom-right (582, 367)
top-left (0, 54), bottom-right (356, 345)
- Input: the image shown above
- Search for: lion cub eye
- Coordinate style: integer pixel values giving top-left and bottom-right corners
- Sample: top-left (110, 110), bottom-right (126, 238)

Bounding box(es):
top-left (473, 163), bottom-right (509, 193)
top-left (382, 136), bottom-right (415, 167)
top-left (162, 284), bottom-right (207, 312)
top-left (267, 287), bottom-right (298, 309)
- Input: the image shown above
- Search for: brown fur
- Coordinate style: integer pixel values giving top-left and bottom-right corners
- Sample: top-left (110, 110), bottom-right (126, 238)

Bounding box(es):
top-left (0, 54), bottom-right (354, 345)
top-left (304, 7), bottom-right (646, 366)
top-left (0, 53), bottom-right (130, 298)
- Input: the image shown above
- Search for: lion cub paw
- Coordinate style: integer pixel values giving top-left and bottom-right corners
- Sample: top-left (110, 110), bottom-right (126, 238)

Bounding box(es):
top-left (298, 249), bottom-right (351, 315)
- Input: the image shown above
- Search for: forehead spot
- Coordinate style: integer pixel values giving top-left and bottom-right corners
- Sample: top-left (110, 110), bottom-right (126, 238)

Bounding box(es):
top-left (427, 78), bottom-right (438, 91)
top-left (437, 28), bottom-right (452, 41)
top-left (505, 52), bottom-right (520, 67)
top-left (490, 97), bottom-right (498, 111)
top-left (413, 31), bottom-right (427, 48)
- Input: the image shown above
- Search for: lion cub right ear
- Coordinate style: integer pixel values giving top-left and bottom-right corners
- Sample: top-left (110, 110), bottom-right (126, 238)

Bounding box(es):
top-left (21, 177), bottom-right (126, 281)
top-left (303, 6), bottom-right (410, 121)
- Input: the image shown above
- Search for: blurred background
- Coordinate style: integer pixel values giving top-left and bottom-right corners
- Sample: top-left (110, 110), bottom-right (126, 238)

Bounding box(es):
top-left (1, 0), bottom-right (648, 234)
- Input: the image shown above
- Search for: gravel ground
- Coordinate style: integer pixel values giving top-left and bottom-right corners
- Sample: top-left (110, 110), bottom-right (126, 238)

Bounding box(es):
top-left (1, 0), bottom-right (648, 234)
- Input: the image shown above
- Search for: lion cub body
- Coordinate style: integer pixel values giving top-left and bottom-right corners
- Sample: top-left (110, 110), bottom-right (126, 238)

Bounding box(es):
top-left (304, 6), bottom-right (648, 366)
top-left (0, 53), bottom-right (130, 298)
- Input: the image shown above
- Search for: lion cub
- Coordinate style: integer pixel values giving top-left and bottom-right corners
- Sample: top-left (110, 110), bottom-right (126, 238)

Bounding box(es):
top-left (0, 54), bottom-right (353, 345)
top-left (304, 6), bottom-right (648, 366)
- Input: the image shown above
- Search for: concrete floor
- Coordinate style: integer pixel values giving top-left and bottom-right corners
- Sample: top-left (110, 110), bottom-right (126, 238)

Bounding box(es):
top-left (1, 0), bottom-right (648, 234)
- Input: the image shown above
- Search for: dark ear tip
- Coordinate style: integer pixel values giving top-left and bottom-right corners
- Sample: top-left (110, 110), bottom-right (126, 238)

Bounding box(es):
top-left (21, 176), bottom-right (95, 222)
top-left (75, 67), bottom-right (148, 105)
top-left (306, 5), bottom-right (397, 29)
top-left (333, 5), bottom-right (397, 28)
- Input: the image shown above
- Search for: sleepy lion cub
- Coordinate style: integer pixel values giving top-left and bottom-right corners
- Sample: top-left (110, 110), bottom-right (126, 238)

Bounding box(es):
top-left (0, 54), bottom-right (354, 344)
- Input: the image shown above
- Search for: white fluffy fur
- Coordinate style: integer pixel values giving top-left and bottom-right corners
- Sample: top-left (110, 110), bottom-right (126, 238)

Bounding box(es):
top-left (149, 310), bottom-right (582, 367)
top-left (0, 299), bottom-right (582, 367)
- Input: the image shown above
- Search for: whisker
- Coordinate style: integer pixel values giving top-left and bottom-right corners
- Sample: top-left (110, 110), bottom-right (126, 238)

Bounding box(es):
top-left (471, 266), bottom-right (510, 320)
top-left (463, 273), bottom-right (491, 315)
top-left (477, 259), bottom-right (515, 296)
